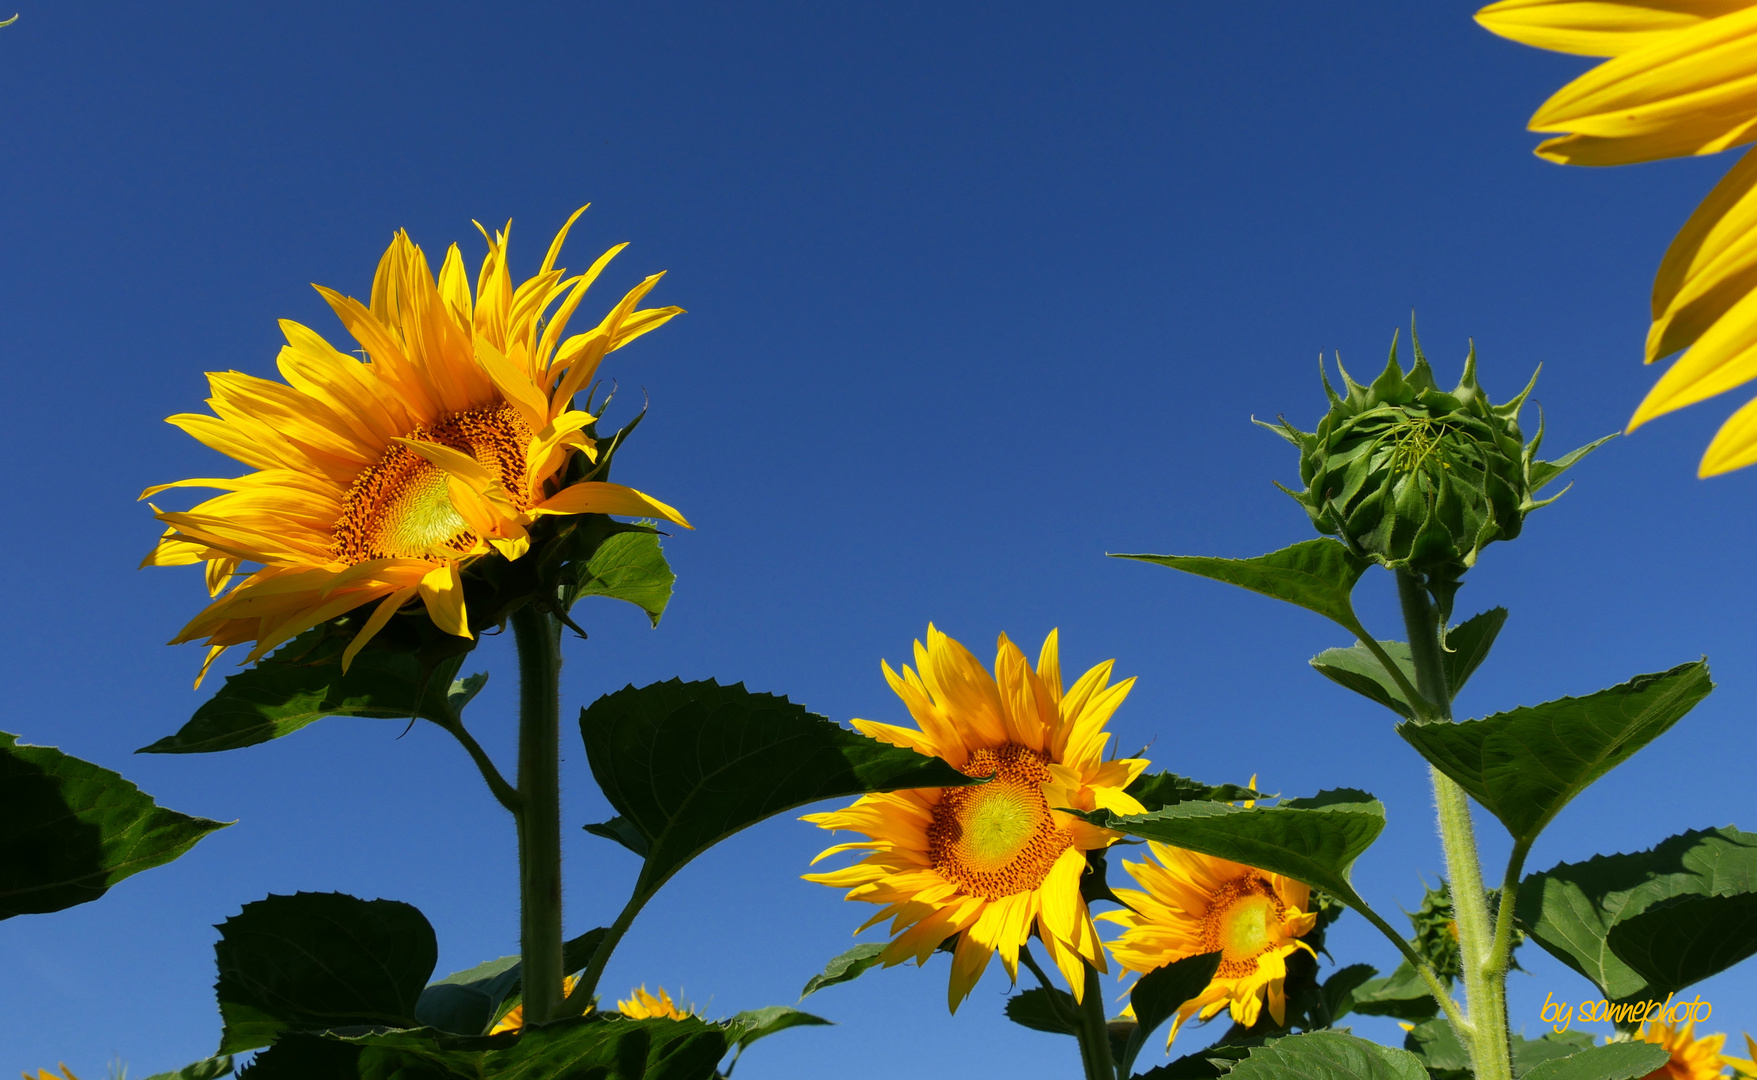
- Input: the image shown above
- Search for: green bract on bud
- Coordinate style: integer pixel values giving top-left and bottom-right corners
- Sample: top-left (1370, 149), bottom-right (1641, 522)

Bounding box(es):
top-left (1263, 327), bottom-right (1613, 622)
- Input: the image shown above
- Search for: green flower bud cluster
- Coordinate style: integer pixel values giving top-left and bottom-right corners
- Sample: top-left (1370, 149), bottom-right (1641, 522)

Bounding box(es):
top-left (1265, 328), bottom-right (1611, 621)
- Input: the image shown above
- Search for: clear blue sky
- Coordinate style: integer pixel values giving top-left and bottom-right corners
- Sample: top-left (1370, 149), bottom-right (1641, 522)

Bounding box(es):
top-left (4, 3), bottom-right (1752, 1076)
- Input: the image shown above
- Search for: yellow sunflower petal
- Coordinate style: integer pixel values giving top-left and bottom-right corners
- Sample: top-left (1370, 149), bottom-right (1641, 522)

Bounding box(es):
top-left (534, 480), bottom-right (693, 529)
top-left (1528, 6), bottom-right (1757, 165)
top-left (418, 561), bottom-right (470, 638)
top-left (1475, 0), bottom-right (1757, 58)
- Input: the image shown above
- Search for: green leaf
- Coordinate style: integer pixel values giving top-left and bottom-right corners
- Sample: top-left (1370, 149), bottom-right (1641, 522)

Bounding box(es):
top-left (140, 1056), bottom-right (234, 1080)
top-left (579, 679), bottom-right (976, 907)
top-left (1516, 826), bottom-right (1757, 1002)
top-left (1004, 986), bottom-right (1080, 1035)
top-left (726, 1005), bottom-right (832, 1051)
top-left (583, 816), bottom-right (650, 858)
top-left (1311, 640), bottom-right (1416, 719)
top-left (1511, 1031), bottom-right (1596, 1076)
top-left (215, 891), bottom-right (438, 1054)
top-left (1226, 1030), bottom-right (1428, 1080)
top-left (1396, 661), bottom-right (1712, 845)
top-left (1134, 1045), bottom-right (1254, 1080)
top-left (1117, 953), bottom-right (1223, 1074)
top-left (238, 1015), bottom-right (728, 1080)
top-left (1402, 1018), bottom-right (1469, 1074)
top-left (1606, 891), bottom-right (1757, 999)
top-left (139, 626), bottom-right (481, 754)
top-left (1318, 962), bottom-right (1379, 1024)
top-left (1310, 610), bottom-right (1505, 721)
top-left (0, 731), bottom-right (228, 919)
top-left (1078, 789), bottom-right (1386, 912)
top-left (1441, 607), bottom-right (1507, 698)
top-left (1127, 771), bottom-right (1263, 812)
top-left (1519, 1041), bottom-right (1670, 1080)
top-left (1347, 961), bottom-right (1440, 1020)
top-left (564, 529), bottom-right (675, 627)
top-left (416, 929), bottom-right (608, 1036)
top-left (799, 942), bottom-right (887, 999)
top-left (1112, 539), bottom-right (1372, 635)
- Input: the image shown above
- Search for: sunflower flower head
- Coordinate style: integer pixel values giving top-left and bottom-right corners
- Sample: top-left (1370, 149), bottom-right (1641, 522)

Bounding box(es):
top-left (143, 207), bottom-right (691, 683)
top-left (1265, 325), bottom-right (1606, 622)
top-left (1098, 839), bottom-right (1318, 1050)
top-left (802, 625), bottom-right (1149, 1012)
top-left (22, 1068), bottom-right (78, 1080)
top-left (1634, 1016), bottom-right (1736, 1080)
top-left (489, 975), bottom-right (586, 1034)
top-left (616, 985), bottom-right (694, 1020)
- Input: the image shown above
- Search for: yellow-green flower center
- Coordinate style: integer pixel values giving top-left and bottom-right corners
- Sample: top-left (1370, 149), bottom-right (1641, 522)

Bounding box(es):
top-left (1200, 875), bottom-right (1289, 978)
top-left (332, 404), bottom-right (532, 563)
top-left (928, 744), bottom-right (1071, 900)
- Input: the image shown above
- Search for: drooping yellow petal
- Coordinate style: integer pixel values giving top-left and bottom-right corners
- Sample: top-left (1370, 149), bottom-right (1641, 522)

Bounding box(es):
top-left (1633, 275), bottom-right (1757, 429)
top-left (1475, 0), bottom-right (1757, 57)
top-left (1649, 145), bottom-right (1757, 365)
top-left (418, 561), bottom-right (469, 638)
top-left (534, 480), bottom-right (693, 529)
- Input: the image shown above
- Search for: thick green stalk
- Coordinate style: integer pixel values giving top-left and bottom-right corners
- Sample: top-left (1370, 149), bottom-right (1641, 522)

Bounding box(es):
top-left (513, 605), bottom-right (565, 1026)
top-left (1396, 572), bottom-right (1511, 1080)
top-left (1075, 960), bottom-right (1117, 1080)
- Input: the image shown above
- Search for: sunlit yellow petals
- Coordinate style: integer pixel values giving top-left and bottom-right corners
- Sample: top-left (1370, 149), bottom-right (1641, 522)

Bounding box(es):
top-left (1528, 7), bottom-right (1757, 164)
top-left (207, 371), bottom-right (377, 465)
top-left (535, 480), bottom-right (693, 529)
top-left (312, 285), bottom-right (437, 417)
top-left (418, 561), bottom-right (469, 638)
top-left (1651, 146), bottom-right (1757, 365)
top-left (548, 273), bottom-right (669, 416)
top-left (1035, 627), bottom-right (1063, 700)
top-left (849, 717), bottom-right (940, 758)
top-left (993, 635), bottom-right (1049, 752)
top-left (342, 586), bottom-right (417, 672)
top-left (1062, 677), bottom-right (1137, 773)
top-left (25, 1065), bottom-right (80, 1080)
top-left (919, 625), bottom-right (1009, 747)
top-left (1634, 279), bottom-right (1757, 431)
top-left (540, 205), bottom-right (590, 279)
top-left (540, 242), bottom-right (627, 373)
top-left (1475, 0), bottom-right (1756, 57)
top-left (947, 917), bottom-right (996, 1013)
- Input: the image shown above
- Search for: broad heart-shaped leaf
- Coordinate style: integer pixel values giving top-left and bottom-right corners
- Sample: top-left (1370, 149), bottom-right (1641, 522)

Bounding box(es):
top-left (580, 679), bottom-right (975, 905)
top-left (1134, 1045), bottom-right (1254, 1080)
top-left (1112, 539), bottom-right (1372, 635)
top-left (799, 942), bottom-right (886, 999)
top-left (0, 731), bottom-right (228, 919)
top-left (1310, 608), bottom-right (1507, 721)
top-left (1077, 789), bottom-right (1386, 912)
top-left (1226, 1030), bottom-right (1428, 1080)
top-left (415, 929), bottom-right (607, 1036)
top-left (1127, 770), bottom-right (1262, 812)
top-left (1401, 1017), bottom-right (1469, 1073)
top-left (1516, 826), bottom-right (1757, 1002)
top-left (239, 1016), bottom-right (729, 1080)
top-left (215, 891), bottom-right (438, 1054)
top-left (563, 529), bottom-right (675, 627)
top-left (1318, 962), bottom-right (1379, 1024)
top-left (140, 1056), bottom-right (233, 1080)
top-left (1519, 1041), bottom-right (1671, 1080)
top-left (1004, 986), bottom-right (1079, 1035)
top-left (1397, 661), bottom-right (1712, 845)
top-left (1606, 891), bottom-right (1757, 999)
top-left (140, 625), bottom-right (487, 754)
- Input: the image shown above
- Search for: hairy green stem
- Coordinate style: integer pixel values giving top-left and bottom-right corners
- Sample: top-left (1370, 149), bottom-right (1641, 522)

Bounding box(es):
top-left (1489, 842), bottom-right (1531, 994)
top-left (513, 606), bottom-right (565, 1026)
top-left (1350, 895), bottom-right (1473, 1041)
top-left (1396, 571), bottom-right (1511, 1080)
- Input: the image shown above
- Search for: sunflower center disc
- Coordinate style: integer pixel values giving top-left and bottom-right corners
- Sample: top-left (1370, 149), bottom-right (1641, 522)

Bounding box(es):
top-left (928, 744), bottom-right (1071, 900)
top-left (332, 404), bottom-right (533, 563)
top-left (1200, 875), bottom-right (1289, 977)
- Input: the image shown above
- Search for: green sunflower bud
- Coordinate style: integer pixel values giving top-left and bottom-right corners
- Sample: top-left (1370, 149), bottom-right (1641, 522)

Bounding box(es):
top-left (1264, 327), bottom-right (1612, 623)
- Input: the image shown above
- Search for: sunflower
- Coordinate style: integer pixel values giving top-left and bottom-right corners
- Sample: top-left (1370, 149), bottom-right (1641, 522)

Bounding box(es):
top-left (142, 207), bottom-right (690, 682)
top-left (802, 625), bottom-right (1149, 1012)
top-left (21, 1068), bottom-right (77, 1080)
top-left (1634, 1017), bottom-right (1737, 1080)
top-left (1729, 1033), bottom-right (1757, 1077)
top-left (616, 985), bottom-right (694, 1020)
top-left (1098, 840), bottom-right (1317, 1048)
top-left (1476, 0), bottom-right (1757, 475)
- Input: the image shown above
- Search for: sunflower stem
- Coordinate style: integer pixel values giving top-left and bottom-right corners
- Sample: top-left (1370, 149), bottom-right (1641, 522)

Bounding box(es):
top-left (1073, 959), bottom-right (1117, 1080)
top-left (1396, 571), bottom-right (1512, 1080)
top-left (513, 605), bottom-right (566, 1026)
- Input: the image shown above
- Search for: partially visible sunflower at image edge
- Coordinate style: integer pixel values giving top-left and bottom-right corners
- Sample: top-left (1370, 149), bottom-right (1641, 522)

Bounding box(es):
top-left (802, 625), bottom-right (1150, 1011)
top-left (142, 206), bottom-right (690, 682)
top-left (1632, 1016), bottom-right (1747, 1080)
top-left (1476, 0), bottom-right (1757, 476)
top-left (1099, 836), bottom-right (1317, 1049)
